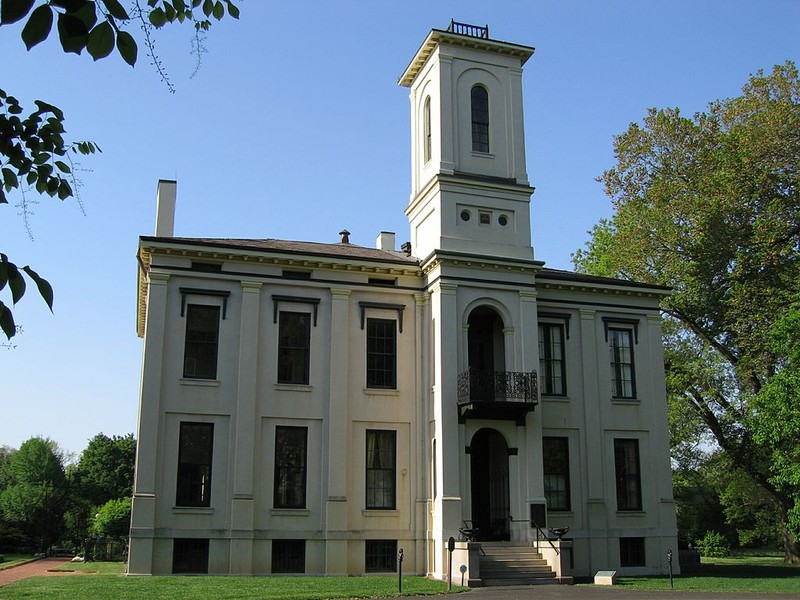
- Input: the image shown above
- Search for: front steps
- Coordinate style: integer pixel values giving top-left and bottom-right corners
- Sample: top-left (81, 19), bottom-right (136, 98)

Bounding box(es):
top-left (478, 543), bottom-right (559, 586)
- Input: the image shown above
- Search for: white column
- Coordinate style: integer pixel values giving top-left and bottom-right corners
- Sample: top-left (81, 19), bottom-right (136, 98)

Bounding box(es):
top-left (325, 287), bottom-right (351, 575)
top-left (430, 281), bottom-right (462, 578)
top-left (128, 270), bottom-right (170, 576)
top-left (229, 280), bottom-right (262, 574)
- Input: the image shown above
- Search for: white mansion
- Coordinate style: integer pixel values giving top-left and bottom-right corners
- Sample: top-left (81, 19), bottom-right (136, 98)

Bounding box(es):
top-left (128, 22), bottom-right (679, 582)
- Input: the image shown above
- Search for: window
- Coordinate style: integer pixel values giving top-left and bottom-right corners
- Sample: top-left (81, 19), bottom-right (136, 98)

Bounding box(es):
top-left (183, 304), bottom-right (220, 379)
top-left (609, 328), bottom-right (636, 398)
top-left (176, 422), bottom-right (214, 507)
top-left (366, 430), bottom-right (396, 509)
top-left (272, 539), bottom-right (305, 573)
top-left (620, 537), bottom-right (646, 567)
top-left (423, 96), bottom-right (432, 163)
top-left (614, 439), bottom-right (642, 511)
top-left (539, 323), bottom-right (566, 396)
top-left (278, 312), bottom-right (311, 384)
top-left (366, 318), bottom-right (397, 389)
top-left (471, 85), bottom-right (489, 153)
top-left (172, 538), bottom-right (209, 573)
top-left (274, 426), bottom-right (307, 508)
top-left (543, 437), bottom-right (571, 511)
top-left (365, 539), bottom-right (397, 572)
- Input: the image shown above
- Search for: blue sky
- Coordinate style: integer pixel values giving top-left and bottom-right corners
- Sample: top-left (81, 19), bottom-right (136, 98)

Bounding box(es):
top-left (1, 0), bottom-right (798, 459)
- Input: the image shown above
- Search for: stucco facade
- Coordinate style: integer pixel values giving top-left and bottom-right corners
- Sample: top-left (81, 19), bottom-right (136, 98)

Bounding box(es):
top-left (128, 23), bottom-right (678, 581)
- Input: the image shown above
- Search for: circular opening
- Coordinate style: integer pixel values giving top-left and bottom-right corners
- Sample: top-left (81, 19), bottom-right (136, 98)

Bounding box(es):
top-left (498, 214), bottom-right (508, 226)
top-left (460, 210), bottom-right (471, 222)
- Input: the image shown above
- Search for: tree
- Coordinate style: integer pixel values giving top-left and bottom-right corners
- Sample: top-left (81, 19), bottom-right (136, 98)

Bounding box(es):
top-left (573, 62), bottom-right (800, 561)
top-left (0, 0), bottom-right (240, 338)
top-left (65, 433), bottom-right (135, 547)
top-left (0, 436), bottom-right (69, 552)
top-left (70, 433), bottom-right (135, 506)
top-left (91, 497), bottom-right (131, 539)
top-left (750, 296), bottom-right (800, 551)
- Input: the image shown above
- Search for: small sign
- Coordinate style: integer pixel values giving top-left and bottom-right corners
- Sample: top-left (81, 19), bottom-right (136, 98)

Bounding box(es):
top-left (594, 570), bottom-right (618, 585)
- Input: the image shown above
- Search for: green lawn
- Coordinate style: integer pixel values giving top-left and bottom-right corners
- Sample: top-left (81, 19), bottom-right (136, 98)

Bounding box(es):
top-left (616, 551), bottom-right (800, 595)
top-left (0, 555), bottom-right (35, 571)
top-left (0, 565), bottom-right (460, 600)
top-left (2, 553), bottom-right (799, 599)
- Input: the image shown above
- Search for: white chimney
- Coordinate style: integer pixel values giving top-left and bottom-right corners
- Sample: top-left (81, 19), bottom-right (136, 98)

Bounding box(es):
top-left (376, 231), bottom-right (395, 251)
top-left (155, 179), bottom-right (177, 237)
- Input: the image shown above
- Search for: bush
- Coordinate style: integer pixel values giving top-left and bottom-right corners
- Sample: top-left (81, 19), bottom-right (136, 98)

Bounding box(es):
top-left (696, 531), bottom-right (731, 557)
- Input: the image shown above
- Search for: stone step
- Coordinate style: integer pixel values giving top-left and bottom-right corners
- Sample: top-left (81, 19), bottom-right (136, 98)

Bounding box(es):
top-left (478, 545), bottom-right (558, 586)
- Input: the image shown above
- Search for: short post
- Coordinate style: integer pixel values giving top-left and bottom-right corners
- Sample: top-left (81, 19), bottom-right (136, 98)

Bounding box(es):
top-left (667, 549), bottom-right (673, 589)
top-left (397, 548), bottom-right (404, 594)
top-left (447, 536), bottom-right (455, 590)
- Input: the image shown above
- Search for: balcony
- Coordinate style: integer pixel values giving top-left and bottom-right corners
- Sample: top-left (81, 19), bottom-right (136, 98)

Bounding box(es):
top-left (457, 368), bottom-right (539, 424)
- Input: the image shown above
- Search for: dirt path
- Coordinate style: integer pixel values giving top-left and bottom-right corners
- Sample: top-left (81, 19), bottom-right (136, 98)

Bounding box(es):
top-left (0, 557), bottom-right (78, 587)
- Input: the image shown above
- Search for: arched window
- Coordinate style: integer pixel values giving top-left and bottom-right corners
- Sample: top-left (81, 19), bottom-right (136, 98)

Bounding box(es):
top-left (423, 96), bottom-right (432, 163)
top-left (471, 85), bottom-right (489, 153)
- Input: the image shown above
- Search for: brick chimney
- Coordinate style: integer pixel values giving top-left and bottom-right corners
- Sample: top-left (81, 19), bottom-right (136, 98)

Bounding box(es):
top-left (155, 179), bottom-right (177, 237)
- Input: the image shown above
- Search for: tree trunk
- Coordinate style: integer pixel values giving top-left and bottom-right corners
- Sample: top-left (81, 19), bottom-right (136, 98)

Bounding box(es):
top-left (779, 504), bottom-right (800, 564)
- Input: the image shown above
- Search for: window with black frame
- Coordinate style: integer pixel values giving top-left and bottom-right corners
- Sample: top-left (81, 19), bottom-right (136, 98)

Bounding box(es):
top-left (176, 422), bottom-right (214, 507)
top-left (273, 426), bottom-right (307, 509)
top-left (539, 323), bottom-right (566, 396)
top-left (366, 318), bottom-right (397, 389)
top-left (183, 304), bottom-right (220, 379)
top-left (365, 539), bottom-right (397, 572)
top-left (277, 311), bottom-right (311, 384)
top-left (543, 437), bottom-right (571, 511)
top-left (272, 539), bottom-right (306, 573)
top-left (471, 85), bottom-right (489, 152)
top-left (614, 438), bottom-right (642, 511)
top-left (609, 327), bottom-right (636, 399)
top-left (366, 430), bottom-right (396, 510)
top-left (172, 538), bottom-right (209, 573)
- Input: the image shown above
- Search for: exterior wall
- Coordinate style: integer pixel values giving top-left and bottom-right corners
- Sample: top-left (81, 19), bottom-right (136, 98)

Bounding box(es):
top-left (535, 284), bottom-right (678, 577)
top-left (130, 256), bottom-right (426, 575)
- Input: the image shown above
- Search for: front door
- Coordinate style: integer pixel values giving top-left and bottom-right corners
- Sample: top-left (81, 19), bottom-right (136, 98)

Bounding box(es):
top-left (470, 428), bottom-right (510, 541)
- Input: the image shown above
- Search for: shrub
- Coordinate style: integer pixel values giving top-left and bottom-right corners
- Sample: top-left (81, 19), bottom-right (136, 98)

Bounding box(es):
top-left (696, 531), bottom-right (730, 557)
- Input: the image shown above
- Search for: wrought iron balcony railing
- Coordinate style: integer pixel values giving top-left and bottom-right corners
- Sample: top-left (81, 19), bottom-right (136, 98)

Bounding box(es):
top-left (457, 368), bottom-right (539, 405)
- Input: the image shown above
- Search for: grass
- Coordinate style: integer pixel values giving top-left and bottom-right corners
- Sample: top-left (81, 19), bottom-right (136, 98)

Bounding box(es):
top-left (615, 551), bottom-right (800, 595)
top-left (0, 555), bottom-right (35, 571)
top-left (0, 565), bottom-right (461, 600)
top-left (2, 552), bottom-right (799, 598)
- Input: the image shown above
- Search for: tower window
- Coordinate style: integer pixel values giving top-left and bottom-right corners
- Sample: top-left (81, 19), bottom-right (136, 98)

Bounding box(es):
top-left (471, 85), bottom-right (489, 153)
top-left (423, 96), bottom-right (432, 163)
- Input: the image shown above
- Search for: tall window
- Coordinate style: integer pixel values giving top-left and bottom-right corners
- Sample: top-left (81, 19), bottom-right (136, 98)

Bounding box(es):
top-left (366, 318), bottom-right (396, 389)
top-left (366, 430), bottom-right (396, 510)
top-left (274, 426), bottom-right (307, 509)
top-left (423, 96), bottom-right (432, 163)
top-left (172, 538), bottom-right (209, 573)
top-left (543, 437), bottom-right (571, 511)
top-left (614, 438), bottom-right (642, 511)
top-left (176, 422), bottom-right (214, 507)
top-left (183, 304), bottom-right (220, 379)
top-left (609, 328), bottom-right (636, 398)
top-left (365, 539), bottom-right (397, 572)
top-left (471, 85), bottom-right (489, 152)
top-left (278, 312), bottom-right (311, 384)
top-left (539, 323), bottom-right (566, 395)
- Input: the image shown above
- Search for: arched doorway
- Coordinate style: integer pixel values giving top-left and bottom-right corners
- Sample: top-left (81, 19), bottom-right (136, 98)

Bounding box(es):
top-left (470, 428), bottom-right (510, 541)
top-left (467, 306), bottom-right (506, 402)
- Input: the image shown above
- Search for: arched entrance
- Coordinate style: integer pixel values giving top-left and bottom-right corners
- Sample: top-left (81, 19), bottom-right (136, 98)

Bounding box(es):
top-left (467, 306), bottom-right (506, 402)
top-left (470, 428), bottom-right (510, 541)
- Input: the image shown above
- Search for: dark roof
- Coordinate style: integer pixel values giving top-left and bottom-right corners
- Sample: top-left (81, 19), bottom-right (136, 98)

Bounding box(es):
top-left (140, 236), bottom-right (420, 266)
top-left (538, 267), bottom-right (671, 292)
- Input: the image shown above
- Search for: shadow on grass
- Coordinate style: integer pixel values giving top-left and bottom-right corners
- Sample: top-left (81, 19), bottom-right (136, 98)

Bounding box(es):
top-left (688, 562), bottom-right (798, 579)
